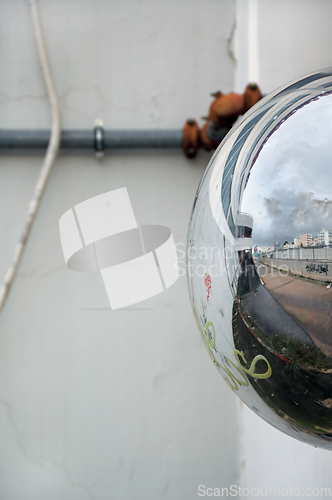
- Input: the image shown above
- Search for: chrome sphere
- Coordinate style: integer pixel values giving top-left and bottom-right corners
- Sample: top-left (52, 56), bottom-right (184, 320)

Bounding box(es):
top-left (187, 69), bottom-right (332, 449)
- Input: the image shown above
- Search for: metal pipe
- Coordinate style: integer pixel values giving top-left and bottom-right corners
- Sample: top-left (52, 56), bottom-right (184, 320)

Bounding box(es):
top-left (0, 129), bottom-right (183, 149)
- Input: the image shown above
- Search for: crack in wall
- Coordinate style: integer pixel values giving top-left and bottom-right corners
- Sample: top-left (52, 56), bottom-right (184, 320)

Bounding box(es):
top-left (0, 399), bottom-right (98, 500)
top-left (0, 91), bottom-right (47, 103)
top-left (227, 7), bottom-right (237, 68)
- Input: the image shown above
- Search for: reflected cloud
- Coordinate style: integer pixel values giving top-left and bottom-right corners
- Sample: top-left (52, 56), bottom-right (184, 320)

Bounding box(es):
top-left (242, 94), bottom-right (332, 247)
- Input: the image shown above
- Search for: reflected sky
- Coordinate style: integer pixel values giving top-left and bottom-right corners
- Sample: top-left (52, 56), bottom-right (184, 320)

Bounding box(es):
top-left (242, 93), bottom-right (332, 247)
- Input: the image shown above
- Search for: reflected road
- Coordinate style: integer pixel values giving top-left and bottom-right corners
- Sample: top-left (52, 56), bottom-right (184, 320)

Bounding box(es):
top-left (258, 261), bottom-right (332, 355)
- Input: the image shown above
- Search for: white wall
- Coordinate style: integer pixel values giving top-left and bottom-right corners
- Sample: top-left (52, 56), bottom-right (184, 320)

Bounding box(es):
top-left (235, 1), bottom-right (332, 498)
top-left (0, 1), bottom-right (240, 499)
top-left (236, 0), bottom-right (332, 93)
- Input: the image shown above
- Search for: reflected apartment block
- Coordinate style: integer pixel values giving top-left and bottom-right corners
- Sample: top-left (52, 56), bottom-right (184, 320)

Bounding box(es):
top-left (318, 229), bottom-right (332, 246)
top-left (300, 233), bottom-right (312, 247)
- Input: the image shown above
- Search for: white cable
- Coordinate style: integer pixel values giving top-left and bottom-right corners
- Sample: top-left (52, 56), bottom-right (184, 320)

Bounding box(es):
top-left (0, 0), bottom-right (61, 311)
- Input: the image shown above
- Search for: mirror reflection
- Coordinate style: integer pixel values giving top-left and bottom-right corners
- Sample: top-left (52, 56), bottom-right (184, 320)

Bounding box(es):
top-left (187, 71), bottom-right (332, 448)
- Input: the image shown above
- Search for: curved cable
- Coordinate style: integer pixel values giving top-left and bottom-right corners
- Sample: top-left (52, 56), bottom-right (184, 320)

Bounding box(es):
top-left (0, 0), bottom-right (61, 311)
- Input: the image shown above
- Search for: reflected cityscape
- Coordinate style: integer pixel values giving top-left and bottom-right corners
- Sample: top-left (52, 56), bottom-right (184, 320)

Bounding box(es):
top-left (232, 92), bottom-right (332, 440)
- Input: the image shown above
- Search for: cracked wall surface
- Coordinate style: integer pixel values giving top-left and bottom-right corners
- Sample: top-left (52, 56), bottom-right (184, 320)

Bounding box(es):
top-left (0, 1), bottom-right (240, 499)
top-left (0, 153), bottom-right (241, 500)
top-left (0, 0), bottom-right (235, 130)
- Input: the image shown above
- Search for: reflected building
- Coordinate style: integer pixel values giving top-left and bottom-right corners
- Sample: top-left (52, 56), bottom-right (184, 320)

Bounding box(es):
top-left (318, 229), bottom-right (332, 246)
top-left (300, 234), bottom-right (312, 247)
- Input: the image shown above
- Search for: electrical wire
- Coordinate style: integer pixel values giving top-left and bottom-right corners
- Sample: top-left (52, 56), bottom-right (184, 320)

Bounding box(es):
top-left (0, 0), bottom-right (61, 312)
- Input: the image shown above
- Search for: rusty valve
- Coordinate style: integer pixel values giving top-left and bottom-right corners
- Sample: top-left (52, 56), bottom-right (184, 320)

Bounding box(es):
top-left (182, 83), bottom-right (262, 159)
